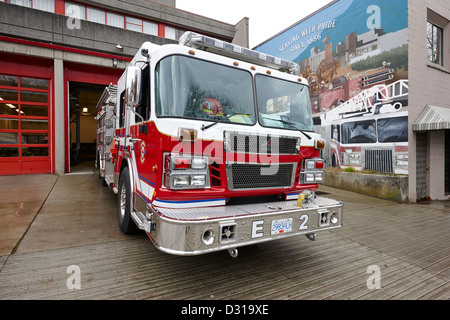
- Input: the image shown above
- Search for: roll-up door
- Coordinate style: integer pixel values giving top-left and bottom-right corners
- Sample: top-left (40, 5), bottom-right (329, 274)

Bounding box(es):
top-left (0, 73), bottom-right (52, 175)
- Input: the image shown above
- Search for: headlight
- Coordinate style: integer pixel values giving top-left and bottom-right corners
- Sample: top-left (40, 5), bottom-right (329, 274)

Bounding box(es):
top-left (330, 211), bottom-right (339, 224)
top-left (191, 158), bottom-right (208, 170)
top-left (395, 154), bottom-right (409, 167)
top-left (301, 158), bottom-right (325, 184)
top-left (164, 154), bottom-right (210, 190)
top-left (315, 172), bottom-right (324, 182)
top-left (305, 173), bottom-right (316, 183)
top-left (172, 175), bottom-right (190, 187)
top-left (305, 160), bottom-right (316, 170)
top-left (191, 175), bottom-right (207, 186)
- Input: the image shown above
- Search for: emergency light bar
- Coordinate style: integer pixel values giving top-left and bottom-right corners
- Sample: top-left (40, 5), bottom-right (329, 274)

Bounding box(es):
top-left (179, 32), bottom-right (300, 75)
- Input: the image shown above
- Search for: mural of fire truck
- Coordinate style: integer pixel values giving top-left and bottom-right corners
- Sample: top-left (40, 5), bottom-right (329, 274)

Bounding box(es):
top-left (317, 79), bottom-right (409, 174)
top-left (306, 64), bottom-right (395, 114)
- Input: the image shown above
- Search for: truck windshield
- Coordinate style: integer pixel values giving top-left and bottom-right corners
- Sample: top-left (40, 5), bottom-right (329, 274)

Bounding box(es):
top-left (341, 120), bottom-right (377, 144)
top-left (156, 55), bottom-right (256, 125)
top-left (256, 75), bottom-right (314, 132)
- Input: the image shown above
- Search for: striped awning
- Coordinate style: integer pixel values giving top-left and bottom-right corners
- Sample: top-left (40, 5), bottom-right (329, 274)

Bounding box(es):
top-left (413, 105), bottom-right (450, 131)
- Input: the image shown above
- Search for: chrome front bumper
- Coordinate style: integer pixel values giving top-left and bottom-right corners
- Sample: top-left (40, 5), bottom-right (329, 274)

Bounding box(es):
top-left (132, 196), bottom-right (343, 256)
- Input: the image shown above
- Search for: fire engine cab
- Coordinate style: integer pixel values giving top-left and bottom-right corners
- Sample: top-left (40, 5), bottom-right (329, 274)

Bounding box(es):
top-left (96, 32), bottom-right (343, 257)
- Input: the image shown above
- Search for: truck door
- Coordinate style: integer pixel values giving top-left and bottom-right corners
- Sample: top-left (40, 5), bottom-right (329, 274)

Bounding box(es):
top-left (132, 65), bottom-right (151, 179)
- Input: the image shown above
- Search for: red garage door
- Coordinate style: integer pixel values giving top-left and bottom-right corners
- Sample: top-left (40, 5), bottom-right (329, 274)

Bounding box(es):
top-left (0, 73), bottom-right (52, 175)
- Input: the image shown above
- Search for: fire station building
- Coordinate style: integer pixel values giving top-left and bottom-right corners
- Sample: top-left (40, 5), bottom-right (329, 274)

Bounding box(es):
top-left (255, 0), bottom-right (450, 203)
top-left (0, 0), bottom-right (248, 175)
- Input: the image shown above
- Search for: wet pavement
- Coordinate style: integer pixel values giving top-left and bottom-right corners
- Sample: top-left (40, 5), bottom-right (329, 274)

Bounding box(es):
top-left (0, 162), bottom-right (448, 300)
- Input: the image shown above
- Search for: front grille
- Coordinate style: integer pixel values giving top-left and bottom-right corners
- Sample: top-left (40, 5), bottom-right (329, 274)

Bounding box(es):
top-left (227, 163), bottom-right (295, 190)
top-left (365, 149), bottom-right (393, 173)
top-left (225, 132), bottom-right (299, 155)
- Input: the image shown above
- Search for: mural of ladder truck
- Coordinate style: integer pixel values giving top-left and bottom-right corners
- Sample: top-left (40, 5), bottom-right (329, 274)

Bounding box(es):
top-left (318, 79), bottom-right (409, 174)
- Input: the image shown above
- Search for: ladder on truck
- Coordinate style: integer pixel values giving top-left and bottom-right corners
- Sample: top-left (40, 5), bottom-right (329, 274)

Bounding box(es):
top-left (320, 80), bottom-right (409, 125)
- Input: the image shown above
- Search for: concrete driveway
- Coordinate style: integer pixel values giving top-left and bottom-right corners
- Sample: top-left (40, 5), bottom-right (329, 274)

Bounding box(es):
top-left (0, 165), bottom-right (448, 300)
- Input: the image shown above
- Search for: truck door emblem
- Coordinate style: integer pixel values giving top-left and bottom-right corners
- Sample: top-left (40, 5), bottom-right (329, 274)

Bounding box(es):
top-left (140, 141), bottom-right (146, 164)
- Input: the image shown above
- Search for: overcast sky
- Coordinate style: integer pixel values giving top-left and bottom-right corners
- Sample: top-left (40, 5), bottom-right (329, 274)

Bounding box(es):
top-left (177, 0), bottom-right (333, 48)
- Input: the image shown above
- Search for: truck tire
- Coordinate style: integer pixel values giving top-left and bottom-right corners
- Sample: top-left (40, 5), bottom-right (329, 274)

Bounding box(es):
top-left (117, 168), bottom-right (139, 234)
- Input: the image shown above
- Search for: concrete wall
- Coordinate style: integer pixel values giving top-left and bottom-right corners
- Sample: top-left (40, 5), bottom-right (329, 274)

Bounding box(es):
top-left (152, 0), bottom-right (176, 6)
top-left (75, 0), bottom-right (237, 42)
top-left (0, 1), bottom-right (244, 59)
top-left (0, 2), bottom-right (176, 59)
top-left (232, 17), bottom-right (249, 48)
top-left (408, 0), bottom-right (450, 201)
top-left (323, 171), bottom-right (409, 203)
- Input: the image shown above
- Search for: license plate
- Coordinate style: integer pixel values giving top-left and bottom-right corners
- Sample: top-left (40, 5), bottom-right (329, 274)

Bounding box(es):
top-left (271, 218), bottom-right (293, 235)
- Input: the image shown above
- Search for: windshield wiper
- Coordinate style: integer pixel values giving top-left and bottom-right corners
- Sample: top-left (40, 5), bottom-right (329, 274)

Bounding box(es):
top-left (201, 113), bottom-right (253, 131)
top-left (261, 117), bottom-right (312, 140)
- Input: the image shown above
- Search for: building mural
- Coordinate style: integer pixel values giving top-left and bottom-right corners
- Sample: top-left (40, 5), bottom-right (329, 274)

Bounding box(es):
top-left (255, 0), bottom-right (409, 174)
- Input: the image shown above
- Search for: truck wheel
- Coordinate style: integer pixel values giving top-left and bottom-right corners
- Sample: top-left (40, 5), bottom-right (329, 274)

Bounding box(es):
top-left (117, 168), bottom-right (139, 234)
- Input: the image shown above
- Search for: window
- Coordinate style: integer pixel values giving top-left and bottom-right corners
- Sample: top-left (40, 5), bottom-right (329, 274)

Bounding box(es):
top-left (33, 0), bottom-right (54, 13)
top-left (331, 124), bottom-right (340, 142)
top-left (7, 0), bottom-right (54, 13)
top-left (65, 2), bottom-right (85, 20)
top-left (126, 16), bottom-right (143, 32)
top-left (377, 116), bottom-right (408, 143)
top-left (119, 91), bottom-right (125, 128)
top-left (60, 1), bottom-right (179, 38)
top-left (156, 55), bottom-right (255, 126)
top-left (341, 120), bottom-right (377, 144)
top-left (143, 21), bottom-right (158, 36)
top-left (0, 74), bottom-right (50, 159)
top-left (136, 66), bottom-right (150, 122)
top-left (87, 7), bottom-right (105, 24)
top-left (6, 0), bottom-right (31, 8)
top-left (107, 12), bottom-right (124, 28)
top-left (256, 75), bottom-right (314, 132)
top-left (427, 21), bottom-right (443, 65)
top-left (165, 26), bottom-right (178, 40)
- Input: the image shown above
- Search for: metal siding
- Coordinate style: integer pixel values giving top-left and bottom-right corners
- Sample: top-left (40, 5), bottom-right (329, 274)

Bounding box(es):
top-left (413, 105), bottom-right (450, 131)
top-left (416, 133), bottom-right (428, 200)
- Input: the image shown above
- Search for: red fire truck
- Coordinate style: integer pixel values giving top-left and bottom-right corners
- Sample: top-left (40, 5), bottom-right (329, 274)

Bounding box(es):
top-left (96, 32), bottom-right (343, 257)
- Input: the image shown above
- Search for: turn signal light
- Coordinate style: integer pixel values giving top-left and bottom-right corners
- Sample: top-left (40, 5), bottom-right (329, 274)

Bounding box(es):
top-left (174, 158), bottom-right (191, 169)
top-left (315, 139), bottom-right (325, 150)
top-left (315, 161), bottom-right (324, 170)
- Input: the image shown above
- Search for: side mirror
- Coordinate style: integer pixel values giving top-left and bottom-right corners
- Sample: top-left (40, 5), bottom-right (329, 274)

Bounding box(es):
top-left (125, 66), bottom-right (142, 108)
